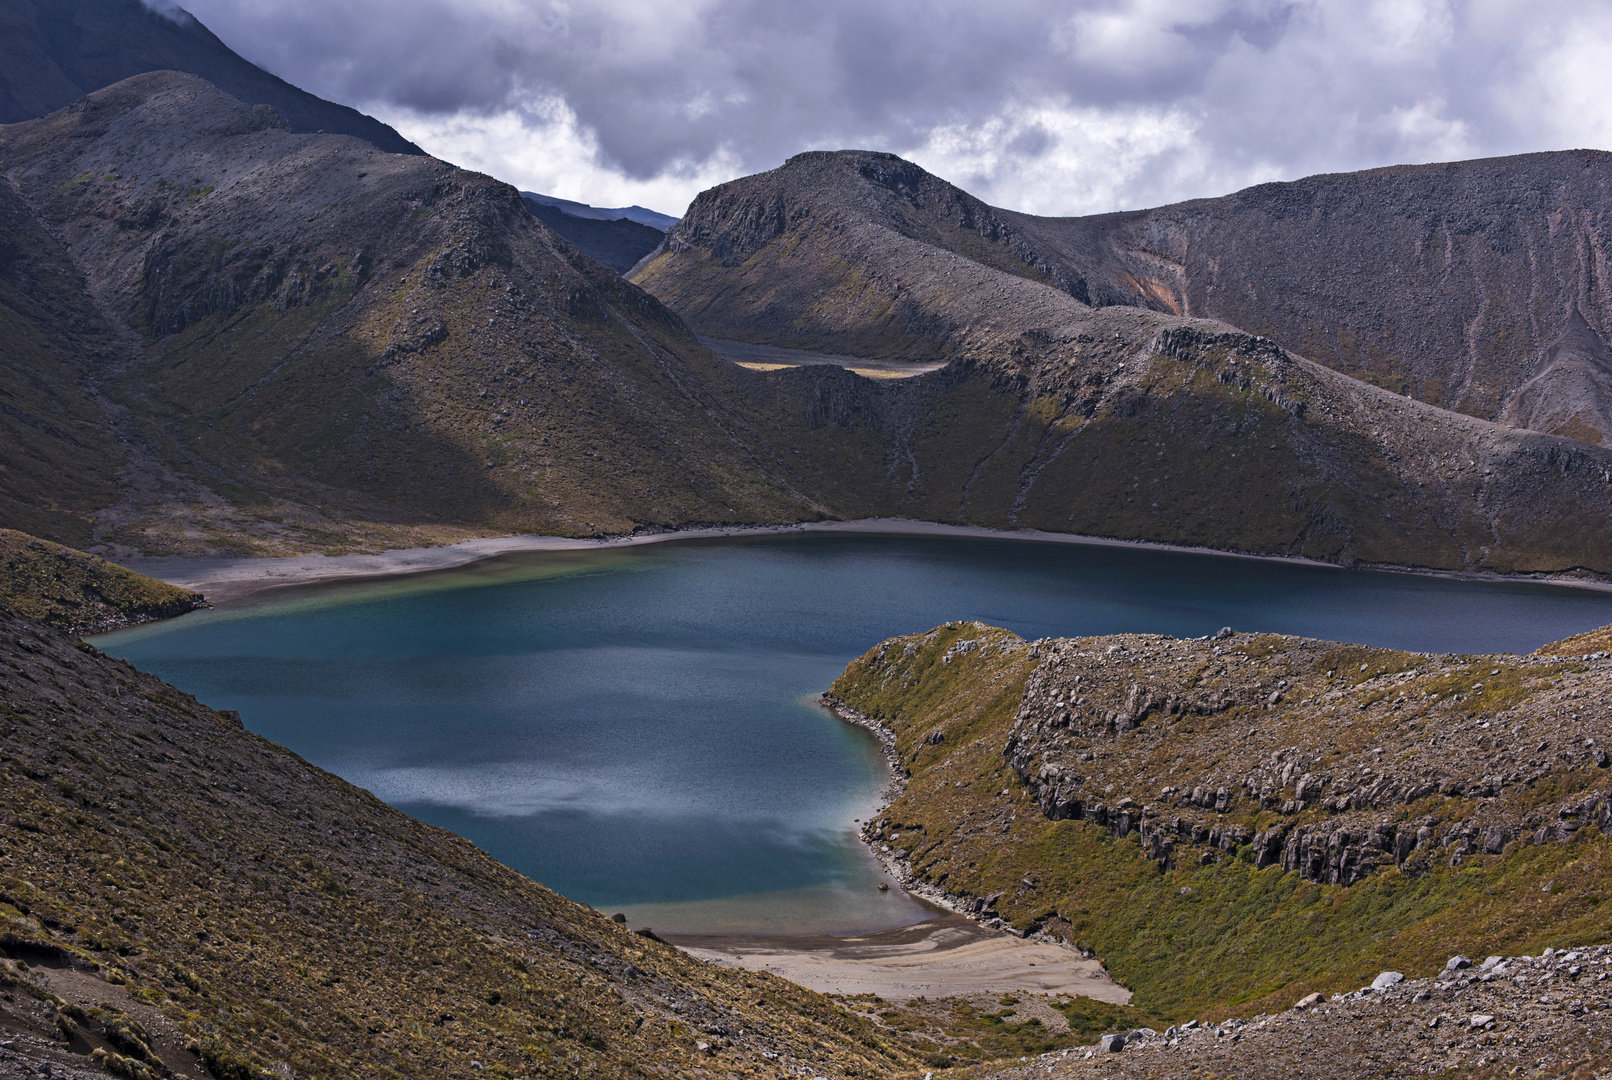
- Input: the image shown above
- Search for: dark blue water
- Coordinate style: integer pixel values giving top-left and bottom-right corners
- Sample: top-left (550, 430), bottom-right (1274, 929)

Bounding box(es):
top-left (93, 533), bottom-right (1612, 931)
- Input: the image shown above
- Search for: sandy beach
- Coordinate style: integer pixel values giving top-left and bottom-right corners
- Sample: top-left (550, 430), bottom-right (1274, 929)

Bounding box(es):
top-left (118, 515), bottom-right (1604, 606)
top-left (664, 915), bottom-right (1130, 1001)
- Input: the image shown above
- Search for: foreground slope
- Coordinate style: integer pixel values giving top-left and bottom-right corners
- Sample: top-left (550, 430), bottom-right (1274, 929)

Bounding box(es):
top-left (827, 621), bottom-right (1612, 1025)
top-left (0, 604), bottom-right (915, 1079)
top-left (0, 73), bottom-right (823, 553)
top-left (0, 0), bottom-right (420, 153)
top-left (637, 151), bottom-right (1612, 578)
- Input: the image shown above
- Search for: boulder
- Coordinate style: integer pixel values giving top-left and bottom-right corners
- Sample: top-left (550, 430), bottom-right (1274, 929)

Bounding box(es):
top-left (1445, 955), bottom-right (1471, 971)
top-left (1099, 1033), bottom-right (1125, 1053)
top-left (1294, 992), bottom-right (1323, 1009)
top-left (1370, 971), bottom-right (1405, 991)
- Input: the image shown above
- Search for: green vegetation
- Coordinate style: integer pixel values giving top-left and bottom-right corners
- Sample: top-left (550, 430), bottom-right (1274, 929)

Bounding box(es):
top-left (0, 528), bottom-right (200, 629)
top-left (832, 622), bottom-right (1612, 1024)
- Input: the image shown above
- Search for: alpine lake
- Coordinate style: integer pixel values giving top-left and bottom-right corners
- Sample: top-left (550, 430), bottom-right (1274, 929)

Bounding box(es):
top-left (92, 532), bottom-right (1612, 934)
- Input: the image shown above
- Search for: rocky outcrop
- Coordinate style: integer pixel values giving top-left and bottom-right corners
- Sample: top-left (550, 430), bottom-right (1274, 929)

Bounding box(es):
top-left (999, 945), bottom-right (1612, 1080)
top-left (1001, 631), bottom-right (1612, 888)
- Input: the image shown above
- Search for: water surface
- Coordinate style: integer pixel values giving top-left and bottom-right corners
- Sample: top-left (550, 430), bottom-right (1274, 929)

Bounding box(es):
top-left (94, 533), bottom-right (1612, 932)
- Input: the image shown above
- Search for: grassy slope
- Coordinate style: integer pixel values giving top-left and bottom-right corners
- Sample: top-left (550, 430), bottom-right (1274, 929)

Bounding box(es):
top-left (0, 607), bottom-right (916, 1079)
top-left (0, 528), bottom-right (200, 629)
top-left (829, 622), bottom-right (1612, 1023)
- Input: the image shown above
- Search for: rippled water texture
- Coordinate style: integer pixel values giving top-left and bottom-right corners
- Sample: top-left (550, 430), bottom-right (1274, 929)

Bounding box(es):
top-left (94, 533), bottom-right (1612, 932)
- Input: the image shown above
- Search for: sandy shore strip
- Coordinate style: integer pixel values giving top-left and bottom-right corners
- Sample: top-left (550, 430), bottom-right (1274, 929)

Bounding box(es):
top-left (121, 516), bottom-right (1612, 605)
top-left (663, 915), bottom-right (1130, 1002)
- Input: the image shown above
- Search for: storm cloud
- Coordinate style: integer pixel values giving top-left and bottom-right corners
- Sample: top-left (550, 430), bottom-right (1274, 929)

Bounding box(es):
top-left (174, 0), bottom-right (1612, 216)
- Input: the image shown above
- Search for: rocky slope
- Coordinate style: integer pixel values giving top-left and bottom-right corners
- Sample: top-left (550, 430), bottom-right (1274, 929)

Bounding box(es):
top-left (637, 151), bottom-right (1612, 578)
top-left (0, 0), bottom-right (420, 153)
top-left (0, 173), bottom-right (130, 548)
top-left (1000, 151), bottom-right (1612, 443)
top-left (826, 621), bottom-right (1612, 1021)
top-left (0, 72), bottom-right (827, 554)
top-left (985, 946), bottom-right (1611, 1080)
top-left (0, 528), bottom-right (201, 629)
top-left (0, 602), bottom-right (919, 1079)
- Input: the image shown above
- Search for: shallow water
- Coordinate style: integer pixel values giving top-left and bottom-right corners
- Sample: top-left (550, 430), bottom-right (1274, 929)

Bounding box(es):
top-left (94, 533), bottom-right (1612, 932)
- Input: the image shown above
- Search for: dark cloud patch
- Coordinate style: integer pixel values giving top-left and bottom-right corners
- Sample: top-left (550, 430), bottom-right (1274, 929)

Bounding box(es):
top-left (176, 0), bottom-right (1606, 213)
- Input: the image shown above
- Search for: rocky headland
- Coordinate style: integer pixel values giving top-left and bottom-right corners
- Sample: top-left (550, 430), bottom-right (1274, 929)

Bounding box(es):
top-left (827, 620), bottom-right (1612, 1028)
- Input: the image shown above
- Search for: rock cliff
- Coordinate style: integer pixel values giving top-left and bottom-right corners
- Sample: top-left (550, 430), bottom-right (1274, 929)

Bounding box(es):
top-left (1001, 151), bottom-right (1612, 443)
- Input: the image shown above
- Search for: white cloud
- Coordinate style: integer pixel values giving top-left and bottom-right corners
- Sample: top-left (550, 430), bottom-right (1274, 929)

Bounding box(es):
top-left (366, 97), bottom-right (745, 211)
top-left (1502, 11), bottom-right (1612, 152)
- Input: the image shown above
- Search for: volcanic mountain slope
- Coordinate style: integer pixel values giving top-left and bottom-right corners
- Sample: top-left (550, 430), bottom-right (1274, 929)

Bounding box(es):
top-left (0, 603), bottom-right (919, 1079)
top-left (826, 620), bottom-right (1612, 1028)
top-left (0, 0), bottom-right (420, 153)
top-left (0, 174), bottom-right (130, 547)
top-left (635, 151), bottom-right (1612, 578)
top-left (0, 72), bottom-right (825, 554)
top-left (643, 148), bottom-right (1612, 447)
top-left (995, 151), bottom-right (1612, 442)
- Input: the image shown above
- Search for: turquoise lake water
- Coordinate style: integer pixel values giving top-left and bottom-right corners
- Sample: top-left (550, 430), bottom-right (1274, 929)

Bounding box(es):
top-left (93, 533), bottom-right (1612, 933)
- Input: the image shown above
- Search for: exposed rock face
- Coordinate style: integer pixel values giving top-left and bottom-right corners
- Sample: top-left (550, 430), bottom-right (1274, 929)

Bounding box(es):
top-left (1500, 310), bottom-right (1612, 445)
top-left (1001, 630), bottom-right (1611, 887)
top-left (1000, 151), bottom-right (1612, 443)
top-left (0, 0), bottom-right (422, 153)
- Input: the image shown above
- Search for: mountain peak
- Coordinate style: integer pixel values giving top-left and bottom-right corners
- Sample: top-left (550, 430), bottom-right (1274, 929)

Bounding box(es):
top-left (0, 0), bottom-right (422, 155)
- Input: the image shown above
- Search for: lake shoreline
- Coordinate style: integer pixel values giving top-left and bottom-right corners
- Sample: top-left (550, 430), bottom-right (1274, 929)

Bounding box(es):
top-left (123, 517), bottom-right (1612, 605)
top-left (662, 914), bottom-right (1130, 1002)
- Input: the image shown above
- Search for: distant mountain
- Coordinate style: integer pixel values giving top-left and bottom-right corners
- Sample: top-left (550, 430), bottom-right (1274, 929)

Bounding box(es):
top-left (633, 150), bottom-right (1612, 578)
top-left (994, 153), bottom-right (1612, 445)
top-left (0, 72), bottom-right (823, 554)
top-left (521, 191), bottom-right (678, 230)
top-left (0, 0), bottom-right (422, 154)
top-left (9, 84), bottom-right (1612, 582)
top-left (520, 193), bottom-right (667, 274)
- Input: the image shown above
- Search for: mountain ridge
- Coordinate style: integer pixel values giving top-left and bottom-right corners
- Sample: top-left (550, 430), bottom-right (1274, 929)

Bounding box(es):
top-left (994, 149), bottom-right (1612, 443)
top-left (0, 71), bottom-right (827, 555)
top-left (0, 0), bottom-right (422, 154)
top-left (634, 149), bottom-right (1612, 579)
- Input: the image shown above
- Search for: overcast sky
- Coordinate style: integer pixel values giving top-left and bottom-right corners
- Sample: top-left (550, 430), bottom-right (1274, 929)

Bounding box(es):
top-left (176, 0), bottom-right (1612, 218)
